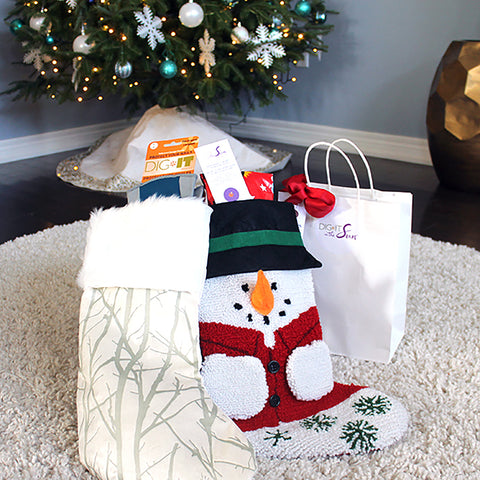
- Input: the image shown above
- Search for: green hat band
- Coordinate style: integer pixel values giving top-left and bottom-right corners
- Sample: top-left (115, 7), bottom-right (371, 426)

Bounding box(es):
top-left (209, 230), bottom-right (304, 254)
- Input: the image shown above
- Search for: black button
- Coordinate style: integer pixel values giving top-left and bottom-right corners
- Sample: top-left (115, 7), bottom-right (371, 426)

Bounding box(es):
top-left (267, 360), bottom-right (280, 374)
top-left (269, 394), bottom-right (281, 408)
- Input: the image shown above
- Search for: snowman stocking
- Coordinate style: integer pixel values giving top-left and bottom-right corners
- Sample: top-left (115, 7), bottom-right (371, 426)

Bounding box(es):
top-left (76, 197), bottom-right (256, 479)
top-left (199, 199), bottom-right (409, 459)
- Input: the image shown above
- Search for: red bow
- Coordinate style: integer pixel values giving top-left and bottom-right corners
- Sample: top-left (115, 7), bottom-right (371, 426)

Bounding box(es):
top-left (281, 174), bottom-right (335, 218)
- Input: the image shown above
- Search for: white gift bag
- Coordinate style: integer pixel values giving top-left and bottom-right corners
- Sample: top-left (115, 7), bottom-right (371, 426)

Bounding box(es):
top-left (285, 139), bottom-right (412, 363)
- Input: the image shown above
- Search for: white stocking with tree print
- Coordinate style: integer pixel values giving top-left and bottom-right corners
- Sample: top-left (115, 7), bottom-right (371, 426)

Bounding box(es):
top-left (77, 197), bottom-right (256, 480)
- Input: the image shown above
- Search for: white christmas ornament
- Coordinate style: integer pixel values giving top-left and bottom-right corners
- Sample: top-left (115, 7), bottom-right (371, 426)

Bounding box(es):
top-left (247, 24), bottom-right (286, 68)
top-left (29, 15), bottom-right (50, 32)
top-left (64, 0), bottom-right (77, 8)
top-left (114, 61), bottom-right (133, 79)
top-left (199, 29), bottom-right (215, 74)
top-left (73, 34), bottom-right (94, 54)
top-left (179, 1), bottom-right (204, 28)
top-left (134, 5), bottom-right (165, 50)
top-left (231, 23), bottom-right (249, 44)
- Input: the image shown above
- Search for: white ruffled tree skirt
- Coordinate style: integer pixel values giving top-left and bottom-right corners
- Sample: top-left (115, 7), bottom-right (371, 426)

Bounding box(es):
top-left (56, 106), bottom-right (291, 192)
top-left (0, 223), bottom-right (479, 479)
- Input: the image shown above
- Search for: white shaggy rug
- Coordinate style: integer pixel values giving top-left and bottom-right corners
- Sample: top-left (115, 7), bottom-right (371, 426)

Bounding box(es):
top-left (0, 222), bottom-right (479, 479)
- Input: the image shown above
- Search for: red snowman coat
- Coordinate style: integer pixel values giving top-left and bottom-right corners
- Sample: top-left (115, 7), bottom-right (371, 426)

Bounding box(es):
top-left (199, 306), bottom-right (364, 431)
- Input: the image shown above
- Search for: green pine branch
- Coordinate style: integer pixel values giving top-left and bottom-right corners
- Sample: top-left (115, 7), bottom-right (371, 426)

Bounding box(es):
top-left (3, 0), bottom-right (337, 115)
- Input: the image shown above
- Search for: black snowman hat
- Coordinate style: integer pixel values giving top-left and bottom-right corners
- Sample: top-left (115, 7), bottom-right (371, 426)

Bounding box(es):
top-left (206, 199), bottom-right (322, 279)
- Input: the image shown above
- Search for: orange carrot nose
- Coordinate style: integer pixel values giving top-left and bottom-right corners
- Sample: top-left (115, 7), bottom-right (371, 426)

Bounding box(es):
top-left (251, 270), bottom-right (274, 315)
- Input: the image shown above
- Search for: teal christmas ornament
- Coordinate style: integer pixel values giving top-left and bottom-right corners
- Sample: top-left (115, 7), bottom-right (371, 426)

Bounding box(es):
top-left (294, 0), bottom-right (312, 17)
top-left (159, 59), bottom-right (177, 79)
top-left (313, 11), bottom-right (327, 24)
top-left (10, 19), bottom-right (24, 34)
top-left (45, 35), bottom-right (55, 45)
top-left (272, 16), bottom-right (282, 29)
top-left (115, 61), bottom-right (133, 79)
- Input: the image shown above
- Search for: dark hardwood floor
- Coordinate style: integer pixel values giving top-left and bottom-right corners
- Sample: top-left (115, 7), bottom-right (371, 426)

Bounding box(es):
top-left (0, 138), bottom-right (479, 250)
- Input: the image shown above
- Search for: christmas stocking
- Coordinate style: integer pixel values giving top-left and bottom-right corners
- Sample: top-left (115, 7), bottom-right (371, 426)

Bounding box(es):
top-left (76, 197), bottom-right (257, 479)
top-left (199, 199), bottom-right (409, 459)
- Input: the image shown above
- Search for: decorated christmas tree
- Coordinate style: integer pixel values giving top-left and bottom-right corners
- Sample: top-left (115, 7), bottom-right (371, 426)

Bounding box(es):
top-left (4, 0), bottom-right (335, 114)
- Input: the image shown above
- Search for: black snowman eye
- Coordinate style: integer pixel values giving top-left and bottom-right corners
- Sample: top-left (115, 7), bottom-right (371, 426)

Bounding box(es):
top-left (284, 299), bottom-right (291, 305)
top-left (242, 283), bottom-right (249, 292)
top-left (271, 282), bottom-right (277, 290)
top-left (234, 303), bottom-right (243, 310)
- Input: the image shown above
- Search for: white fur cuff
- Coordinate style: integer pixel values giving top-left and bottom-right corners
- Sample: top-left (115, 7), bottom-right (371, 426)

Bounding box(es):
top-left (78, 196), bottom-right (212, 298)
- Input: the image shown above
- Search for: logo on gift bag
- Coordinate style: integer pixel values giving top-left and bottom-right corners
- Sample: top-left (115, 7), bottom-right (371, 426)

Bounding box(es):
top-left (319, 222), bottom-right (358, 240)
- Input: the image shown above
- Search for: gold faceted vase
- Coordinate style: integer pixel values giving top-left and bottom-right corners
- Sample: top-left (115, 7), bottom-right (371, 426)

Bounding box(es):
top-left (427, 40), bottom-right (480, 192)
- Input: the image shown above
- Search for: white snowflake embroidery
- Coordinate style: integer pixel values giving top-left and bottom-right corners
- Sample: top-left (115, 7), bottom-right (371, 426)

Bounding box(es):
top-left (23, 44), bottom-right (52, 71)
top-left (134, 5), bottom-right (165, 50)
top-left (247, 24), bottom-right (285, 68)
top-left (199, 29), bottom-right (216, 74)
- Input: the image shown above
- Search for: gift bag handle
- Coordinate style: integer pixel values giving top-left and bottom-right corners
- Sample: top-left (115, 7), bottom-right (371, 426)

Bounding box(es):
top-left (304, 141), bottom-right (361, 191)
top-left (326, 138), bottom-right (375, 199)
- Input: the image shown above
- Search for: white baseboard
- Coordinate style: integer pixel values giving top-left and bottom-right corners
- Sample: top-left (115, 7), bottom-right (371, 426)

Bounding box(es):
top-left (0, 118), bottom-right (139, 165)
top-left (0, 114), bottom-right (431, 166)
top-left (209, 114), bottom-right (432, 166)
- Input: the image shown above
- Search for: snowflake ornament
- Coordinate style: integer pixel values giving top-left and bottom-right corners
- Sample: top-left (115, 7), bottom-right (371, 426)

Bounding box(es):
top-left (23, 44), bottom-right (52, 71)
top-left (134, 5), bottom-right (165, 50)
top-left (247, 24), bottom-right (285, 68)
top-left (199, 29), bottom-right (215, 74)
top-left (64, 0), bottom-right (77, 8)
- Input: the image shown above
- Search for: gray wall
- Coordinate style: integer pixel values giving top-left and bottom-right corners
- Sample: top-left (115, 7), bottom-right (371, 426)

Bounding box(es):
top-left (1, 0), bottom-right (479, 142)
top-left (254, 0), bottom-right (479, 138)
top-left (0, 2), bottom-right (128, 142)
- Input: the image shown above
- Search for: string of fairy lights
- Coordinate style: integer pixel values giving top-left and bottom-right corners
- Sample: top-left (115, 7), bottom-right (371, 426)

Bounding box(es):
top-left (8, 0), bottom-right (332, 108)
